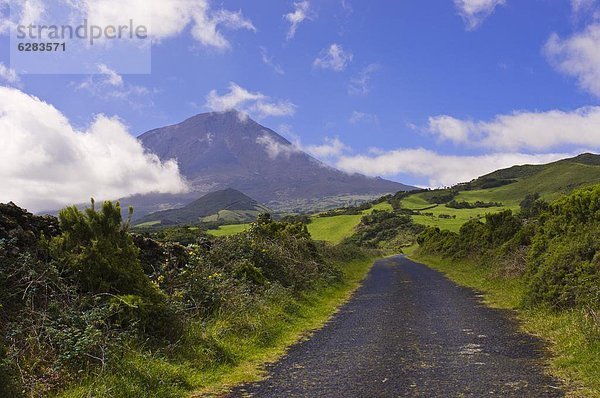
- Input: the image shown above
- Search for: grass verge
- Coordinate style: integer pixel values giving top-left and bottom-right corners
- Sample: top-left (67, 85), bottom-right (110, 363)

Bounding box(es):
top-left (404, 245), bottom-right (600, 398)
top-left (58, 255), bottom-right (377, 398)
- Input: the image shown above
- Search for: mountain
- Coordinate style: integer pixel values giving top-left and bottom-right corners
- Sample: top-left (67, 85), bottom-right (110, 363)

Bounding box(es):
top-left (134, 189), bottom-right (270, 226)
top-left (457, 153), bottom-right (600, 204)
top-left (124, 111), bottom-right (414, 218)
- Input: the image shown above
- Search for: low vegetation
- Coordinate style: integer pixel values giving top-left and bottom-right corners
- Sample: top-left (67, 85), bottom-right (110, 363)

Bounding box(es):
top-left (0, 201), bottom-right (376, 397)
top-left (344, 210), bottom-right (424, 251)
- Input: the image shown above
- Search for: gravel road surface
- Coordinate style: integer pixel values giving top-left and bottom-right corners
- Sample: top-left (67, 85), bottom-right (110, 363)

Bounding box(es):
top-left (228, 256), bottom-right (563, 397)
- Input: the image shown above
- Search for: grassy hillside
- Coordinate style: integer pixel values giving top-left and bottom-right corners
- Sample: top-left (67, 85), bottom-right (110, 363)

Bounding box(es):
top-left (399, 153), bottom-right (600, 232)
top-left (134, 189), bottom-right (271, 226)
top-left (456, 161), bottom-right (600, 205)
top-left (209, 201), bottom-right (395, 243)
top-left (207, 223), bottom-right (250, 237)
top-left (307, 215), bottom-right (363, 244)
top-left (400, 193), bottom-right (511, 232)
top-left (306, 202), bottom-right (394, 243)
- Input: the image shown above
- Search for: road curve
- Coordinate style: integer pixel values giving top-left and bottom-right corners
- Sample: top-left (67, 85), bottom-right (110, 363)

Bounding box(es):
top-left (228, 256), bottom-right (563, 397)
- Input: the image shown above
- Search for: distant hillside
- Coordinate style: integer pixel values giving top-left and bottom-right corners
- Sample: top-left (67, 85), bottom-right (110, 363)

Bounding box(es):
top-left (455, 153), bottom-right (600, 204)
top-left (396, 153), bottom-right (600, 232)
top-left (121, 110), bottom-right (414, 218)
top-left (134, 189), bottom-right (271, 227)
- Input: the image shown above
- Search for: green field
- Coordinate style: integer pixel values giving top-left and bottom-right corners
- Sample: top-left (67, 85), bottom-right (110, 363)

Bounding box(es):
top-left (132, 220), bottom-right (161, 228)
top-left (307, 202), bottom-right (393, 243)
top-left (207, 202), bottom-right (395, 243)
top-left (397, 155), bottom-right (600, 233)
top-left (307, 214), bottom-right (363, 243)
top-left (400, 193), bottom-right (512, 233)
top-left (458, 161), bottom-right (600, 205)
top-left (207, 223), bottom-right (250, 237)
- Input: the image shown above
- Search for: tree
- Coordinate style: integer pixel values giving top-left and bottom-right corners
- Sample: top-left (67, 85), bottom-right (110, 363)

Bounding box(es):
top-left (51, 200), bottom-right (155, 298)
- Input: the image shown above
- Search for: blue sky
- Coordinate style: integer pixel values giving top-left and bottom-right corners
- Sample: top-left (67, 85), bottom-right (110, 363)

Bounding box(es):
top-left (2, 0), bottom-right (600, 210)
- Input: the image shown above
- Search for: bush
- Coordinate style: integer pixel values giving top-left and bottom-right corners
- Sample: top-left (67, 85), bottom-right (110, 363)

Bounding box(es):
top-left (0, 202), bottom-right (358, 396)
top-left (446, 200), bottom-right (502, 209)
top-left (345, 210), bottom-right (424, 249)
top-left (417, 210), bottom-right (521, 260)
top-left (0, 342), bottom-right (22, 398)
top-left (50, 200), bottom-right (180, 340)
top-left (519, 193), bottom-right (549, 219)
top-left (51, 201), bottom-right (153, 297)
top-left (526, 186), bottom-right (600, 310)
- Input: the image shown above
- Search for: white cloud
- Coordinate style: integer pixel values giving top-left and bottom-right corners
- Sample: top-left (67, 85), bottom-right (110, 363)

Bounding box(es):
top-left (349, 111), bottom-right (379, 125)
top-left (348, 64), bottom-right (379, 95)
top-left (74, 64), bottom-right (151, 106)
top-left (189, 4), bottom-right (256, 49)
top-left (0, 0), bottom-right (44, 34)
top-left (256, 134), bottom-right (301, 159)
top-left (340, 0), bottom-right (353, 14)
top-left (205, 82), bottom-right (296, 119)
top-left (0, 62), bottom-right (19, 85)
top-left (454, 0), bottom-right (505, 30)
top-left (428, 106), bottom-right (600, 151)
top-left (336, 149), bottom-right (570, 187)
top-left (313, 43), bottom-right (353, 72)
top-left (305, 137), bottom-right (351, 158)
top-left (205, 82), bottom-right (264, 111)
top-left (260, 47), bottom-right (285, 75)
top-left (256, 131), bottom-right (349, 161)
top-left (284, 0), bottom-right (311, 40)
top-left (97, 63), bottom-right (124, 87)
top-left (545, 24), bottom-right (600, 98)
top-left (3, 0), bottom-right (254, 50)
top-left (252, 101), bottom-right (297, 118)
top-left (0, 86), bottom-right (188, 212)
top-left (571, 0), bottom-right (600, 17)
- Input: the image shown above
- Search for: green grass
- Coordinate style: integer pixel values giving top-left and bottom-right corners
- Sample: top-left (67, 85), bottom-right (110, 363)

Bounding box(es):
top-left (206, 202), bottom-right (394, 243)
top-left (132, 220), bottom-right (161, 228)
top-left (207, 224), bottom-right (250, 237)
top-left (457, 161), bottom-right (600, 205)
top-left (399, 158), bottom-right (600, 233)
top-left (206, 216), bottom-right (364, 244)
top-left (58, 255), bottom-right (377, 398)
top-left (367, 202), bottom-right (393, 213)
top-left (404, 246), bottom-right (600, 397)
top-left (400, 193), bottom-right (511, 233)
top-left (307, 214), bottom-right (363, 244)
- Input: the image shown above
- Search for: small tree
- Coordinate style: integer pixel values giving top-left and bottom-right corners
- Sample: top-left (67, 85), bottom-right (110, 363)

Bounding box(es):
top-left (51, 200), bottom-right (154, 298)
top-left (51, 200), bottom-right (179, 338)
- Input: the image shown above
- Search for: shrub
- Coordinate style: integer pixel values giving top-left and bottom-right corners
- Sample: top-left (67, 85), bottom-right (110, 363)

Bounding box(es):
top-left (50, 200), bottom-right (180, 340)
top-left (526, 185), bottom-right (600, 310)
top-left (0, 342), bottom-right (22, 398)
top-left (446, 200), bottom-right (502, 209)
top-left (345, 210), bottom-right (424, 249)
top-left (417, 210), bottom-right (521, 260)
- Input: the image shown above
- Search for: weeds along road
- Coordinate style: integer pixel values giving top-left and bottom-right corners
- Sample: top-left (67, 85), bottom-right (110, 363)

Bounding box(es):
top-left (228, 256), bottom-right (563, 398)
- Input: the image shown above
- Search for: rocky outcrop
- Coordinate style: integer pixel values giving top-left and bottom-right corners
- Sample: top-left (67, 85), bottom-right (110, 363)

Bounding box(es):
top-left (0, 202), bottom-right (60, 248)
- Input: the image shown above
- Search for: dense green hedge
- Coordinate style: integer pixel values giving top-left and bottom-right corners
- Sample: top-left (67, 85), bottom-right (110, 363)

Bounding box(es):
top-left (345, 210), bottom-right (424, 249)
top-left (526, 185), bottom-right (600, 309)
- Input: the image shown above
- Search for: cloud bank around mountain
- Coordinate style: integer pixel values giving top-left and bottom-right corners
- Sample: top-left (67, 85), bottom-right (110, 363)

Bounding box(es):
top-left (0, 86), bottom-right (188, 212)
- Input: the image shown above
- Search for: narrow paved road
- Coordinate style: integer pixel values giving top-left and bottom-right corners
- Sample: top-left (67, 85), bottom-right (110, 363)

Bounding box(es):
top-left (228, 256), bottom-right (563, 397)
